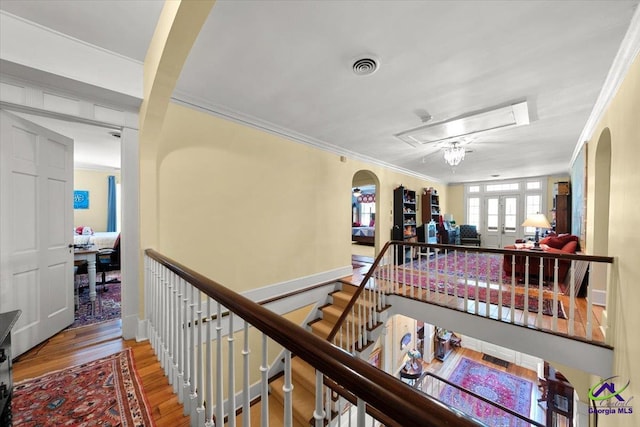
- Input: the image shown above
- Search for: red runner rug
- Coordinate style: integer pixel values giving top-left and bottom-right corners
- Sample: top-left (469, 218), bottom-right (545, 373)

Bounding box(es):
top-left (12, 348), bottom-right (155, 426)
top-left (439, 357), bottom-right (534, 426)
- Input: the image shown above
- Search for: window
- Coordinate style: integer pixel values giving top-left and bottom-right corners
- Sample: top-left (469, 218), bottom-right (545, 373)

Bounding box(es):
top-left (504, 197), bottom-right (517, 232)
top-left (486, 183), bottom-right (519, 192)
top-left (526, 181), bottom-right (541, 190)
top-left (487, 199), bottom-right (498, 231)
top-left (360, 202), bottom-right (376, 227)
top-left (468, 185), bottom-right (480, 193)
top-left (524, 194), bottom-right (541, 234)
top-left (468, 197), bottom-right (480, 228)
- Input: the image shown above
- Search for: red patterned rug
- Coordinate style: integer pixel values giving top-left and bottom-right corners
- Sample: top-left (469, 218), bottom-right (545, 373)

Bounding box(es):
top-left (12, 349), bottom-right (155, 426)
top-left (69, 272), bottom-right (121, 329)
top-left (380, 267), bottom-right (567, 318)
top-left (439, 357), bottom-right (533, 426)
top-left (406, 251), bottom-right (553, 287)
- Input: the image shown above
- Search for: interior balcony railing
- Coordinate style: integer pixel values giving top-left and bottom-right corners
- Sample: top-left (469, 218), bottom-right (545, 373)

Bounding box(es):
top-left (328, 241), bottom-right (615, 355)
top-left (144, 249), bottom-right (485, 427)
top-left (416, 371), bottom-right (546, 427)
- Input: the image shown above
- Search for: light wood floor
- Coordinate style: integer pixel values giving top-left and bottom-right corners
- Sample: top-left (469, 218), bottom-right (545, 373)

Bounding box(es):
top-left (13, 320), bottom-right (190, 427)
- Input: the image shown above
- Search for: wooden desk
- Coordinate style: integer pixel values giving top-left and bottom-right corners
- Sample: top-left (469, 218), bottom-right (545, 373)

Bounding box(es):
top-left (74, 246), bottom-right (98, 303)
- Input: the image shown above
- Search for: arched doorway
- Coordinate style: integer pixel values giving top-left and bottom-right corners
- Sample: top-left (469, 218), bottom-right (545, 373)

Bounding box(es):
top-left (351, 170), bottom-right (380, 261)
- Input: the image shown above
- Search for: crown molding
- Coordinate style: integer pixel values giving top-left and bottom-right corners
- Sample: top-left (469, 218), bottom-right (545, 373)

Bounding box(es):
top-left (170, 92), bottom-right (443, 184)
top-left (0, 11), bottom-right (144, 66)
top-left (570, 4), bottom-right (640, 166)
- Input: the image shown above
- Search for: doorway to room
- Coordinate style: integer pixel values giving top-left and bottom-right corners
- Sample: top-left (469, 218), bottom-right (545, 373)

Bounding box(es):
top-left (351, 170), bottom-right (379, 263)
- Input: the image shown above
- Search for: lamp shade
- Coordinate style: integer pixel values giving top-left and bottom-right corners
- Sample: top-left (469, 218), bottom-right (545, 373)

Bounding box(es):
top-left (522, 213), bottom-right (551, 229)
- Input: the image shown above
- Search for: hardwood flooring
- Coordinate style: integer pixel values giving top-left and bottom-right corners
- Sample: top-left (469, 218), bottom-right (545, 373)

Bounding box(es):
top-left (13, 320), bottom-right (190, 427)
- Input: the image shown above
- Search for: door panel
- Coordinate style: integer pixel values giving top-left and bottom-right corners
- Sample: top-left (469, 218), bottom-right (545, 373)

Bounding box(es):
top-left (483, 195), bottom-right (520, 248)
top-left (1, 110), bottom-right (74, 357)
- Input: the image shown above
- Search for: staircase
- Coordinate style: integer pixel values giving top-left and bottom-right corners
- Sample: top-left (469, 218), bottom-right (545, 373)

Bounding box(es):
top-left (269, 281), bottom-right (387, 426)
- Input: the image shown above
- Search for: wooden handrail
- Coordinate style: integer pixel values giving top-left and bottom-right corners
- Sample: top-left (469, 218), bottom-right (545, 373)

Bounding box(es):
top-left (326, 240), bottom-right (394, 342)
top-left (145, 249), bottom-right (484, 426)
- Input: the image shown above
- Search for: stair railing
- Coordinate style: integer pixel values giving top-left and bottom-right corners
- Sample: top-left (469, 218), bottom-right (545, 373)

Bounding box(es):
top-left (145, 249), bottom-right (484, 427)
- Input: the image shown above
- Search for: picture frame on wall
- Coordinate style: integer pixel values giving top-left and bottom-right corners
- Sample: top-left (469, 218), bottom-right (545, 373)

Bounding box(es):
top-left (74, 190), bottom-right (90, 209)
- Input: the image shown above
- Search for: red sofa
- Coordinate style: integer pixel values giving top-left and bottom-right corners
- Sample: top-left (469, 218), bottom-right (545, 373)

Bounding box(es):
top-left (503, 234), bottom-right (580, 284)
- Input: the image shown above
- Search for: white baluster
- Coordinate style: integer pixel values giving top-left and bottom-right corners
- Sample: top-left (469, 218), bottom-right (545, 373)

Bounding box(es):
top-left (189, 283), bottom-right (198, 418)
top-left (356, 398), bottom-right (365, 427)
top-left (510, 256), bottom-right (516, 323)
top-left (523, 256), bottom-right (530, 325)
top-left (314, 370), bottom-right (325, 426)
top-left (216, 302), bottom-right (223, 426)
top-left (569, 260), bottom-right (576, 336)
top-left (283, 350), bottom-right (293, 426)
top-left (195, 289), bottom-right (205, 426)
top-left (484, 254), bottom-right (490, 317)
top-left (260, 333), bottom-right (269, 427)
top-left (228, 313), bottom-right (236, 427)
top-left (177, 277), bottom-right (185, 403)
top-left (586, 262), bottom-right (594, 340)
top-left (552, 259), bottom-right (559, 332)
top-left (242, 321), bottom-right (251, 427)
top-left (537, 260), bottom-right (544, 328)
top-left (205, 298), bottom-right (213, 427)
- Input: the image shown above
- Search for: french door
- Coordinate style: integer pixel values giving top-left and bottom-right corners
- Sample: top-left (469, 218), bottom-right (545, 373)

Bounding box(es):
top-left (483, 195), bottom-right (520, 248)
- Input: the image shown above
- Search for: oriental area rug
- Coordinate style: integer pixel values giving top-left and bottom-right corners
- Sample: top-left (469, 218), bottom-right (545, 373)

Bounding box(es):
top-left (378, 267), bottom-right (567, 318)
top-left (439, 357), bottom-right (533, 426)
top-left (12, 349), bottom-right (155, 426)
top-left (70, 272), bottom-right (121, 329)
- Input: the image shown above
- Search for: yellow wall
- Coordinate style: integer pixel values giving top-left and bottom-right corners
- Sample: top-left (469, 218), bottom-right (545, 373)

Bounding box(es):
top-left (446, 184), bottom-right (465, 224)
top-left (585, 53), bottom-right (640, 427)
top-left (73, 169), bottom-right (120, 231)
top-left (154, 103), bottom-right (441, 293)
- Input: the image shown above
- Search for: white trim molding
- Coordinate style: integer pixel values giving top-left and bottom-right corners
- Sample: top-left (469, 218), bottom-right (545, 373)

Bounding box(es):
top-left (571, 4), bottom-right (640, 166)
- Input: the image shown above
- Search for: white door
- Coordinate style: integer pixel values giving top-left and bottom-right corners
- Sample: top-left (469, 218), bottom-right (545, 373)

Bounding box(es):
top-left (0, 110), bottom-right (74, 357)
top-left (483, 195), bottom-right (520, 248)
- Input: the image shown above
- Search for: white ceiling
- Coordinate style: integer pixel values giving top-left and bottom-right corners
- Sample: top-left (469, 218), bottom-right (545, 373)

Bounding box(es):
top-left (1, 1), bottom-right (638, 182)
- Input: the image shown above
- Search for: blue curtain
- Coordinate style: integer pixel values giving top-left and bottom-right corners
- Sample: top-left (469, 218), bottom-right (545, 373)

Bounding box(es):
top-left (107, 175), bottom-right (117, 232)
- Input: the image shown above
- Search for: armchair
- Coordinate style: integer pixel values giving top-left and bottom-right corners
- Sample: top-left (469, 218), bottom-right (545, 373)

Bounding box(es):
top-left (459, 225), bottom-right (481, 246)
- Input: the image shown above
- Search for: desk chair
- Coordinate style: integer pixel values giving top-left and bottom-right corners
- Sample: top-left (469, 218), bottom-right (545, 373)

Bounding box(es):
top-left (96, 234), bottom-right (120, 292)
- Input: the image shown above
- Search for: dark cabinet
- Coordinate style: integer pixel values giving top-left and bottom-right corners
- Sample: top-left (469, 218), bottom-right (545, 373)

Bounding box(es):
top-left (421, 189), bottom-right (440, 225)
top-left (0, 310), bottom-right (21, 427)
top-left (393, 186), bottom-right (417, 264)
top-left (554, 194), bottom-right (571, 234)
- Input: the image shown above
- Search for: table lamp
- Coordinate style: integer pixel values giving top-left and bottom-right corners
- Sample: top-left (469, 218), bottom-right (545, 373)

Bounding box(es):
top-left (522, 213), bottom-right (551, 250)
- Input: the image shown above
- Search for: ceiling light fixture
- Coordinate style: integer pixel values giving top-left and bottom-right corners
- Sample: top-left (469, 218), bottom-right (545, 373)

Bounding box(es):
top-left (352, 188), bottom-right (362, 197)
top-left (443, 142), bottom-right (465, 166)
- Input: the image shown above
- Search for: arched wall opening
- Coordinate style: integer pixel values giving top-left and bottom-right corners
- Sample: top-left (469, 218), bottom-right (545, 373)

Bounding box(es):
top-left (351, 170), bottom-right (381, 259)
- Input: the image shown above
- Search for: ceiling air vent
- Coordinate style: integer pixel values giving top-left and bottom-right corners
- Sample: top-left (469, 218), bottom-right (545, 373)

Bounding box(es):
top-left (352, 57), bottom-right (379, 76)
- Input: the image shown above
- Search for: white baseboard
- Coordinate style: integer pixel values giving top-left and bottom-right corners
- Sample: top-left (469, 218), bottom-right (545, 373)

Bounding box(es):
top-left (121, 313), bottom-right (140, 340)
top-left (591, 289), bottom-right (606, 306)
top-left (136, 318), bottom-right (149, 342)
top-left (241, 265), bottom-right (352, 302)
